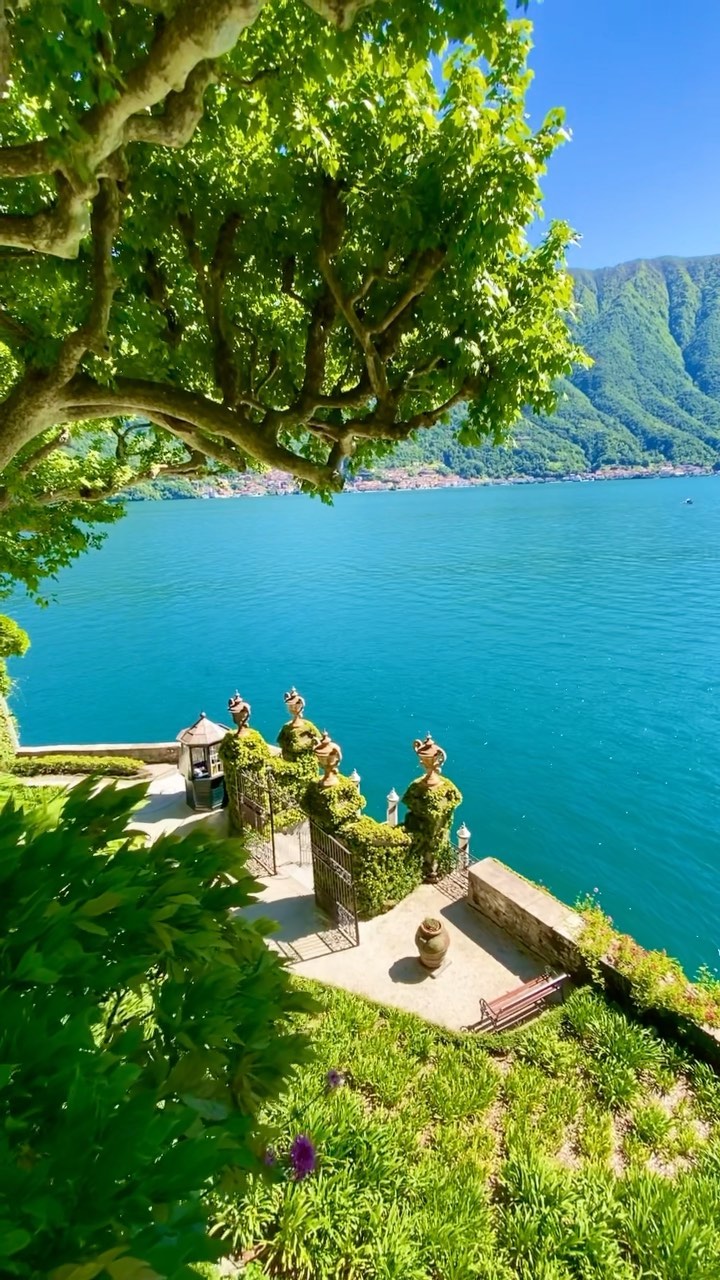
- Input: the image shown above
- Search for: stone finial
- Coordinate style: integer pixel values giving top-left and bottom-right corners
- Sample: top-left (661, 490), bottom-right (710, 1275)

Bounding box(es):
top-left (227, 691), bottom-right (251, 735)
top-left (284, 686), bottom-right (306, 725)
top-left (314, 730), bottom-right (342, 788)
top-left (413, 733), bottom-right (447, 789)
top-left (349, 768), bottom-right (361, 787)
top-left (457, 822), bottom-right (471, 869)
top-left (386, 787), bottom-right (400, 827)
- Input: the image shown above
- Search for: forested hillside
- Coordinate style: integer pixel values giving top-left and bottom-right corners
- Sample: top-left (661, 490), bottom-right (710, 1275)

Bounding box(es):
top-left (381, 254), bottom-right (720, 479)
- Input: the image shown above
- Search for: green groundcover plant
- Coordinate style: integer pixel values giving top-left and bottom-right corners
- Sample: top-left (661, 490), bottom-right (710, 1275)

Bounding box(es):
top-left (0, 779), bottom-right (313, 1279)
top-left (210, 982), bottom-right (720, 1280)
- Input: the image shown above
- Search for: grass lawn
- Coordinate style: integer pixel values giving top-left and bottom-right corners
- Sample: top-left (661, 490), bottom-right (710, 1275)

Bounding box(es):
top-left (211, 981), bottom-right (720, 1280)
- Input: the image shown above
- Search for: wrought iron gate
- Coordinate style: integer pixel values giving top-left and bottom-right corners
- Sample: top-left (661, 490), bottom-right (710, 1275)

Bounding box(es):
top-left (229, 767), bottom-right (277, 876)
top-left (309, 821), bottom-right (359, 946)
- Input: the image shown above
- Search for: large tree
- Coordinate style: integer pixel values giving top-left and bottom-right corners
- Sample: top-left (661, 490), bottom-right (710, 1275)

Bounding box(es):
top-left (0, 0), bottom-right (583, 596)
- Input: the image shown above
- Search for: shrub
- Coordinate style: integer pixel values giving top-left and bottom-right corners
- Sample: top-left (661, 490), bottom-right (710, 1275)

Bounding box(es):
top-left (578, 902), bottom-right (720, 1029)
top-left (11, 753), bottom-right (146, 777)
top-left (218, 727), bottom-right (271, 774)
top-left (342, 817), bottom-right (419, 918)
top-left (0, 778), bottom-right (312, 1278)
top-left (0, 776), bottom-right (66, 810)
top-left (303, 775), bottom-right (365, 832)
top-left (269, 753), bottom-right (318, 830)
top-left (0, 696), bottom-right (16, 770)
top-left (0, 614), bottom-right (29, 701)
top-left (401, 775), bottom-right (462, 878)
top-left (277, 717), bottom-right (320, 762)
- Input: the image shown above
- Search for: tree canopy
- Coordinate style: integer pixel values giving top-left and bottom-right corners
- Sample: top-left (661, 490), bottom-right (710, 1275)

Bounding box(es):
top-left (0, 0), bottom-right (582, 597)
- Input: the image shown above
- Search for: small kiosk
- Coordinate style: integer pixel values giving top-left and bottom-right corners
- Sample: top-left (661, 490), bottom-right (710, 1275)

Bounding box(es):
top-left (177, 712), bottom-right (228, 811)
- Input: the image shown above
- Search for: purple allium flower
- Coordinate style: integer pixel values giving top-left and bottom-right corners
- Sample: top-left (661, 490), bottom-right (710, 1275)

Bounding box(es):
top-left (263, 1146), bottom-right (277, 1166)
top-left (326, 1069), bottom-right (345, 1091)
top-left (289, 1134), bottom-right (317, 1180)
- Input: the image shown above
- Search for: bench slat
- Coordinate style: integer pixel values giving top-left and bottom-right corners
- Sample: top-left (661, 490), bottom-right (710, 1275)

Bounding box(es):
top-left (472, 973), bottom-right (568, 1034)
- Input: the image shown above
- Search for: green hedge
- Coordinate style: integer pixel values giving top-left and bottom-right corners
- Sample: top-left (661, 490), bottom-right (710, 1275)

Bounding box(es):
top-left (402, 775), bottom-right (462, 879)
top-left (342, 817), bottom-right (420, 918)
top-left (11, 754), bottom-right (146, 777)
top-left (277, 718), bottom-right (320, 762)
top-left (303, 775), bottom-right (365, 831)
top-left (219, 727), bottom-right (271, 773)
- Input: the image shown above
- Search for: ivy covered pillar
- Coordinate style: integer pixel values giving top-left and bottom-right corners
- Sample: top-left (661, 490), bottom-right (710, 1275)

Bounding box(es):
top-left (218, 692), bottom-right (271, 830)
top-left (402, 734), bottom-right (462, 883)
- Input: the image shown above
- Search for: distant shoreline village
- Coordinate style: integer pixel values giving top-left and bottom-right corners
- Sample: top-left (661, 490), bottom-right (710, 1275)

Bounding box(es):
top-left (127, 462), bottom-right (719, 502)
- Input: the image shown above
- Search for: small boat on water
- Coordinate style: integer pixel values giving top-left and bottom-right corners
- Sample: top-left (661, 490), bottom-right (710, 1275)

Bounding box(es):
top-left (684, 498), bottom-right (694, 505)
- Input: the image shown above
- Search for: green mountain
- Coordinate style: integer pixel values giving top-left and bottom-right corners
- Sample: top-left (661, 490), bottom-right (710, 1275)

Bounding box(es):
top-left (381, 254), bottom-right (720, 480)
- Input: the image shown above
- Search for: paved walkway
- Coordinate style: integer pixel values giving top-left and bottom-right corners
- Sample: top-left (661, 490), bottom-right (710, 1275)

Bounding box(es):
top-left (36, 767), bottom-right (543, 1032)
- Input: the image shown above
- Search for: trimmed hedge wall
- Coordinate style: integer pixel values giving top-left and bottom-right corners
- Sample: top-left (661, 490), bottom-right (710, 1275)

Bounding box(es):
top-left (11, 755), bottom-right (145, 777)
top-left (223, 718), bottom-right (465, 920)
top-left (342, 817), bottom-right (419, 918)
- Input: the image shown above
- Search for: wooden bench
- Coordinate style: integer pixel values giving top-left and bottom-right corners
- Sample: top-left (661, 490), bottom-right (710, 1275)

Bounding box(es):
top-left (470, 972), bottom-right (569, 1033)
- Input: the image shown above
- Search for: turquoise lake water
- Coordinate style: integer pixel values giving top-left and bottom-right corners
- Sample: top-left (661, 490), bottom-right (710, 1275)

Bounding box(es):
top-left (8, 477), bottom-right (720, 973)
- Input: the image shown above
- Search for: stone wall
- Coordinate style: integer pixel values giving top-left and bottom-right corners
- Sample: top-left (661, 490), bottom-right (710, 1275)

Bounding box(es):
top-left (16, 742), bottom-right (180, 765)
top-left (467, 857), bottom-right (588, 975)
top-left (467, 857), bottom-right (720, 1068)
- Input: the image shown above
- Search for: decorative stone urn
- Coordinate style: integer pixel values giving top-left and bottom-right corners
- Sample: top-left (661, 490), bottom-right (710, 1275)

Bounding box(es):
top-left (413, 733), bottom-right (447, 789)
top-left (284, 687), bottom-right (306, 726)
top-left (415, 917), bottom-right (450, 970)
top-left (314, 730), bottom-right (342, 788)
top-left (227, 691), bottom-right (251, 735)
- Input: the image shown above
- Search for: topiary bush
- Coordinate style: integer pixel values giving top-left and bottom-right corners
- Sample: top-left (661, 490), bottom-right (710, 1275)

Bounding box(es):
top-left (303, 775), bottom-right (365, 833)
top-left (269, 753), bottom-right (317, 831)
top-left (11, 754), bottom-right (146, 777)
top-left (0, 778), bottom-right (312, 1278)
top-left (342, 817), bottom-right (420, 918)
top-left (219, 729), bottom-right (273, 830)
top-left (277, 718), bottom-right (320, 762)
top-left (218, 727), bottom-right (271, 774)
top-left (402, 775), bottom-right (463, 880)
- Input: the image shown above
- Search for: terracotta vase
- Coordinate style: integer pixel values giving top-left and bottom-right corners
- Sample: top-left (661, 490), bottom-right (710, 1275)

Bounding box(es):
top-left (415, 917), bottom-right (450, 970)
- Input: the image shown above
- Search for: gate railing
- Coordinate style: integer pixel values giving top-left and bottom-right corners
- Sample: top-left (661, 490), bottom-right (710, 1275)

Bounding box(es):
top-left (226, 766), bottom-right (277, 876)
top-left (309, 820), bottom-right (359, 947)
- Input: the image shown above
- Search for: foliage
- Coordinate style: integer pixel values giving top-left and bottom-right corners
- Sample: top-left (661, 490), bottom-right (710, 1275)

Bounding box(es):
top-left (0, 779), bottom-right (313, 1279)
top-left (0, 695), bottom-right (16, 771)
top-left (10, 753), bottom-right (146, 777)
top-left (402, 775), bottom-right (463, 878)
top-left (218, 728), bottom-right (271, 775)
top-left (210, 981), bottom-right (720, 1279)
top-left (302, 775), bottom-right (365, 831)
top-left (0, 775), bottom-right (66, 810)
top-left (0, 0), bottom-right (581, 598)
top-left (277, 719), bottom-right (321, 763)
top-left (342, 817), bottom-right (419, 918)
top-left (0, 613), bottom-right (29, 694)
top-left (268, 754), bottom-right (318, 832)
top-left (578, 901), bottom-right (720, 1029)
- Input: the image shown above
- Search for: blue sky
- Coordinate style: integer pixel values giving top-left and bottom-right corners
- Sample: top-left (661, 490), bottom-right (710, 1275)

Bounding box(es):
top-left (526, 0), bottom-right (720, 269)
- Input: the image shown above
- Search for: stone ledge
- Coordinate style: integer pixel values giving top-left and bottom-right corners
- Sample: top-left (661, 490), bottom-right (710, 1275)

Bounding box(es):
top-left (16, 742), bottom-right (180, 764)
top-left (467, 857), bottom-right (587, 974)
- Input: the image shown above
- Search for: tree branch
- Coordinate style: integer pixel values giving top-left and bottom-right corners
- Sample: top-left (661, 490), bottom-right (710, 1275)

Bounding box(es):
top-left (125, 61), bottom-right (217, 147)
top-left (52, 176), bottom-right (121, 381)
top-left (61, 376), bottom-right (339, 487)
top-left (367, 247), bottom-right (445, 335)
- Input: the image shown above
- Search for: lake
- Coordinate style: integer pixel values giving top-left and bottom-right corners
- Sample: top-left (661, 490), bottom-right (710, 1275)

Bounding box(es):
top-left (8, 477), bottom-right (720, 973)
